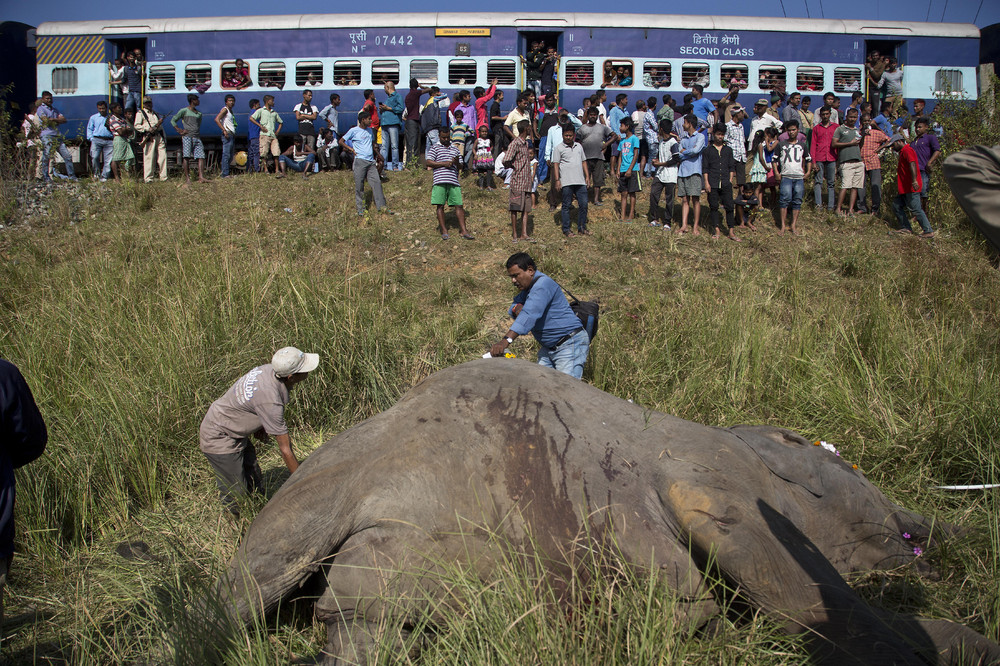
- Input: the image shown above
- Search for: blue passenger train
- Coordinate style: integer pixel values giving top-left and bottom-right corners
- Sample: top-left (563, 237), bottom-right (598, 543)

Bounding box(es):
top-left (35, 12), bottom-right (981, 142)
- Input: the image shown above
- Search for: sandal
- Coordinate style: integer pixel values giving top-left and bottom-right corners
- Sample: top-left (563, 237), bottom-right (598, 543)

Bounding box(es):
top-left (441, 233), bottom-right (450, 240)
top-left (461, 233), bottom-right (475, 240)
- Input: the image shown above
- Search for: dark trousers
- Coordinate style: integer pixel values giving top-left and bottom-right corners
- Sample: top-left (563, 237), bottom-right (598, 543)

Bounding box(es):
top-left (476, 169), bottom-right (496, 188)
top-left (649, 179), bottom-right (675, 223)
top-left (707, 183), bottom-right (735, 233)
top-left (203, 441), bottom-right (263, 511)
top-left (561, 184), bottom-right (589, 233)
top-left (405, 119), bottom-right (421, 164)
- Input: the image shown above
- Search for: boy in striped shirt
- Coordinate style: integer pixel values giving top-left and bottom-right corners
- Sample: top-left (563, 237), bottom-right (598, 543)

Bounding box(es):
top-left (426, 126), bottom-right (475, 240)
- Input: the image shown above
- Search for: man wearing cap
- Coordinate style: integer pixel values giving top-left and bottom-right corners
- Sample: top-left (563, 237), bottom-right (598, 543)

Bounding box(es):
top-left (199, 347), bottom-right (319, 512)
top-left (749, 98), bottom-right (781, 150)
top-left (134, 97), bottom-right (168, 182)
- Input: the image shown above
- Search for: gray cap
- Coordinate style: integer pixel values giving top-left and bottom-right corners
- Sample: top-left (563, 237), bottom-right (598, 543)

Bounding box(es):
top-left (272, 347), bottom-right (320, 377)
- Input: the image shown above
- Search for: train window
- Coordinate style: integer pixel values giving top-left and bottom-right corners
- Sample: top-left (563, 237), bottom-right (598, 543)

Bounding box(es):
top-left (296, 61), bottom-right (323, 87)
top-left (643, 62), bottom-right (671, 88)
top-left (833, 67), bottom-right (862, 93)
top-left (565, 61), bottom-right (594, 87)
top-left (51, 67), bottom-right (78, 94)
top-left (796, 66), bottom-right (824, 92)
top-left (259, 62), bottom-right (286, 90)
top-left (758, 65), bottom-right (786, 92)
top-left (681, 63), bottom-right (709, 89)
top-left (371, 60), bottom-right (400, 85)
top-left (720, 64), bottom-right (748, 89)
top-left (934, 68), bottom-right (963, 94)
top-left (449, 59), bottom-right (477, 85)
top-left (409, 59), bottom-right (438, 86)
top-left (184, 64), bottom-right (212, 91)
top-left (487, 59), bottom-right (516, 86)
top-left (602, 60), bottom-right (634, 87)
top-left (148, 65), bottom-right (175, 91)
top-left (334, 61), bottom-right (361, 86)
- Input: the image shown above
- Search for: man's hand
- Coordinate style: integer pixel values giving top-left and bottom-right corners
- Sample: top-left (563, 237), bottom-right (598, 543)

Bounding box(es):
top-left (177, 128), bottom-right (187, 136)
top-left (275, 433), bottom-right (299, 474)
top-left (554, 178), bottom-right (561, 192)
top-left (704, 181), bottom-right (712, 193)
top-left (490, 341), bottom-right (509, 357)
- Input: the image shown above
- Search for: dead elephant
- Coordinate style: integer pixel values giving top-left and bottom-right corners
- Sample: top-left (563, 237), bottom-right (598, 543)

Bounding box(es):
top-left (217, 359), bottom-right (1000, 665)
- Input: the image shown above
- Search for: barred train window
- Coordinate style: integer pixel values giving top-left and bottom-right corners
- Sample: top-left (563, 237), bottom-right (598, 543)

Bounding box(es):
top-left (565, 61), bottom-right (594, 87)
top-left (834, 67), bottom-right (861, 93)
top-left (449, 59), bottom-right (477, 85)
top-left (720, 63), bottom-right (747, 89)
top-left (52, 67), bottom-right (78, 94)
top-left (487, 59), bottom-right (516, 86)
top-left (796, 66), bottom-right (824, 92)
top-left (184, 64), bottom-right (211, 90)
top-left (296, 61), bottom-right (323, 87)
top-left (604, 59), bottom-right (634, 88)
top-left (371, 60), bottom-right (399, 85)
top-left (258, 62), bottom-right (285, 89)
top-left (759, 65), bottom-right (786, 91)
top-left (410, 59), bottom-right (438, 86)
top-left (148, 65), bottom-right (174, 90)
top-left (681, 62), bottom-right (708, 88)
top-left (644, 62), bottom-right (671, 88)
top-left (935, 69), bottom-right (962, 93)
top-left (334, 61), bottom-right (361, 86)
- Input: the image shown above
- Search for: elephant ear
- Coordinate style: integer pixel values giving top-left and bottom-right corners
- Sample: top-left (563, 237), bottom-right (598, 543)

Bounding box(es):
top-left (728, 425), bottom-right (827, 497)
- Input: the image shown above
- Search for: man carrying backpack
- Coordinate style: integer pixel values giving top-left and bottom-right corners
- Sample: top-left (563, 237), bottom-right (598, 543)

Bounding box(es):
top-left (0, 359), bottom-right (48, 629)
top-left (491, 253), bottom-right (590, 379)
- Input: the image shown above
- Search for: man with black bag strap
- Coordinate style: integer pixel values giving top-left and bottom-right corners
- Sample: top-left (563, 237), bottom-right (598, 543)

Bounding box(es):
top-left (0, 359), bottom-right (48, 630)
top-left (134, 97), bottom-right (168, 182)
top-left (491, 252), bottom-right (592, 379)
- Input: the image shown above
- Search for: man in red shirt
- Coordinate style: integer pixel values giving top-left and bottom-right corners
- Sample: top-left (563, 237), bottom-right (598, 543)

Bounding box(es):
top-left (809, 105), bottom-right (838, 210)
top-left (891, 135), bottom-right (935, 237)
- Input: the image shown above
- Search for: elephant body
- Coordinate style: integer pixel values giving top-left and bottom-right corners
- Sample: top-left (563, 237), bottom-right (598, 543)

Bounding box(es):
top-left (219, 359), bottom-right (999, 665)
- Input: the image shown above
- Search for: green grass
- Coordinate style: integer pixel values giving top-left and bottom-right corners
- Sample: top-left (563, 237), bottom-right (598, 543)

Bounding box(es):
top-left (1, 133), bottom-right (999, 663)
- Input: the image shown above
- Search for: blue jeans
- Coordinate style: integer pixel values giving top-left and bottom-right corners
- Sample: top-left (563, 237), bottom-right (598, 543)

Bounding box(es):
top-left (248, 138), bottom-right (260, 172)
top-left (561, 184), bottom-right (589, 233)
top-left (424, 129), bottom-right (439, 157)
top-left (893, 192), bottom-right (933, 234)
top-left (125, 91), bottom-right (142, 111)
top-left (380, 124), bottom-right (401, 167)
top-left (814, 160), bottom-right (836, 209)
top-left (279, 154), bottom-right (316, 172)
top-left (90, 136), bottom-right (113, 179)
top-left (779, 177), bottom-right (804, 210)
top-left (538, 328), bottom-right (590, 379)
top-left (41, 136), bottom-right (76, 180)
top-left (221, 134), bottom-right (235, 176)
top-left (536, 137), bottom-right (549, 182)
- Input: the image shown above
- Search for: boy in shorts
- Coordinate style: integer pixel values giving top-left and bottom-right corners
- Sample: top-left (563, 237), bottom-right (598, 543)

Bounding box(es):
top-left (676, 114), bottom-right (706, 234)
top-left (171, 94), bottom-right (207, 184)
top-left (426, 126), bottom-right (474, 240)
top-left (250, 94), bottom-right (283, 173)
top-left (617, 117), bottom-right (641, 223)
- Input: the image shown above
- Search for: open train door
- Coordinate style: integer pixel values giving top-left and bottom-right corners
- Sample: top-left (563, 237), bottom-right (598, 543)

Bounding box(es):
top-left (515, 17), bottom-right (568, 93)
top-left (865, 38), bottom-right (907, 100)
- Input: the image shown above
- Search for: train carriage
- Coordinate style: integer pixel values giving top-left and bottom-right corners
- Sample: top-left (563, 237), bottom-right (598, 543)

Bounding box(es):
top-left (35, 12), bottom-right (980, 143)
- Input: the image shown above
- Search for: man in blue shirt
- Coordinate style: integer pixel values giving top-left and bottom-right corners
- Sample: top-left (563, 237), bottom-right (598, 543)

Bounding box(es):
top-left (123, 52), bottom-right (144, 111)
top-left (676, 114), bottom-right (706, 234)
top-left (873, 101), bottom-right (894, 137)
top-left (691, 84), bottom-right (716, 125)
top-left (86, 100), bottom-right (114, 181)
top-left (340, 111), bottom-right (389, 217)
top-left (36, 91), bottom-right (77, 182)
top-left (607, 94), bottom-right (629, 173)
top-left (491, 253), bottom-right (589, 379)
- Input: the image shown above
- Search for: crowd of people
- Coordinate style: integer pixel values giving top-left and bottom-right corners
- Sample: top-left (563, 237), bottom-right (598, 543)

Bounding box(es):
top-left (21, 52), bottom-right (942, 238)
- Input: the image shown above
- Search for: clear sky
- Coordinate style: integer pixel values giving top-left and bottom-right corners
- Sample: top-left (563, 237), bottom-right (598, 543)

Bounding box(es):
top-left (3, 0), bottom-right (997, 28)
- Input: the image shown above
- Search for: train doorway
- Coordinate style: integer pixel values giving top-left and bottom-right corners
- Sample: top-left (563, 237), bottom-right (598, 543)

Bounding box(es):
top-left (519, 30), bottom-right (562, 92)
top-left (108, 37), bottom-right (146, 62)
top-left (865, 39), bottom-right (907, 65)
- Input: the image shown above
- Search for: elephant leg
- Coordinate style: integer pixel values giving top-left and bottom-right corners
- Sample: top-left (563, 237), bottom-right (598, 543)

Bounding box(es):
top-left (668, 480), bottom-right (925, 665)
top-left (880, 613), bottom-right (1000, 666)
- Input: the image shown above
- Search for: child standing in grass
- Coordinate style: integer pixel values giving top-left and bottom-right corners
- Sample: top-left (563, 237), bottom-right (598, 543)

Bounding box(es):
top-left (247, 99), bottom-right (262, 173)
top-left (450, 110), bottom-right (471, 175)
top-left (426, 126), bottom-right (475, 241)
top-left (649, 119), bottom-right (678, 228)
top-left (617, 117), bottom-right (641, 223)
top-left (473, 125), bottom-right (496, 189)
top-left (171, 93), bottom-right (208, 184)
top-left (504, 119), bottom-right (533, 242)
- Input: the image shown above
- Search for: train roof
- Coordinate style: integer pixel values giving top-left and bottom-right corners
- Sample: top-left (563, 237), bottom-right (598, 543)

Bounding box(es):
top-left (37, 12), bottom-right (979, 39)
